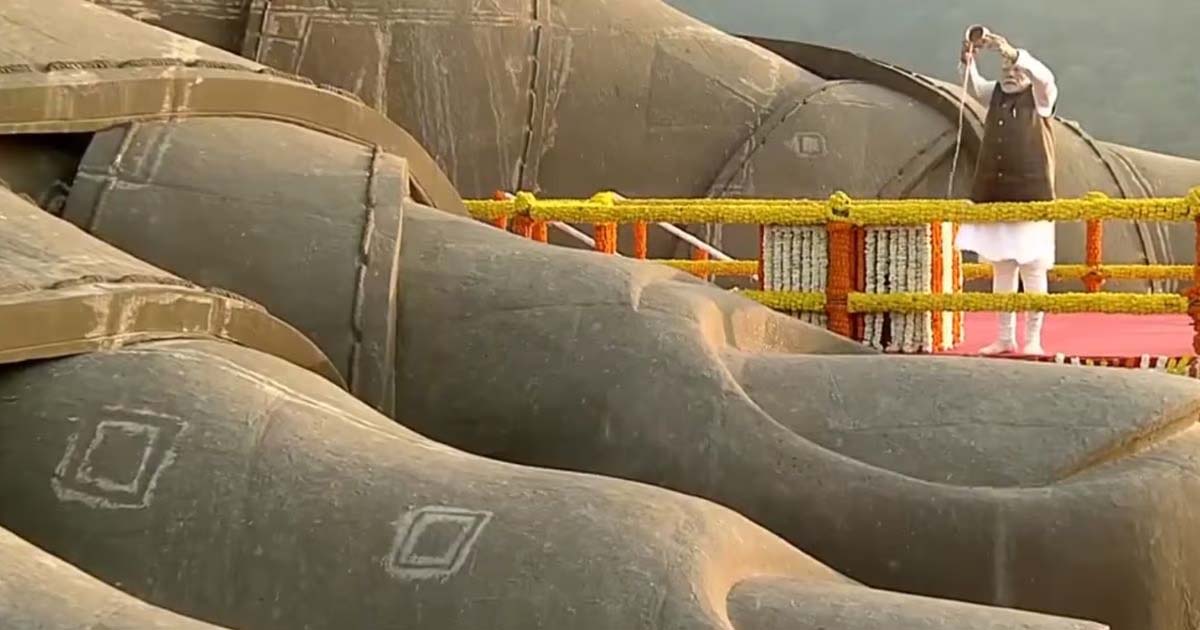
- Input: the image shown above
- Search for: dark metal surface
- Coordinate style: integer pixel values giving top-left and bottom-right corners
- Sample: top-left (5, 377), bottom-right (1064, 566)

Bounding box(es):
top-left (0, 0), bottom-right (466, 217)
top-left (0, 526), bottom-right (233, 629)
top-left (85, 0), bottom-right (1200, 276)
top-left (392, 203), bottom-right (1200, 630)
top-left (0, 337), bottom-right (1100, 630)
top-left (0, 184), bottom-right (341, 384)
top-left (1, 3), bottom-right (1199, 630)
top-left (0, 179), bottom-right (1103, 630)
top-left (62, 117), bottom-right (405, 415)
top-left (741, 36), bottom-right (989, 160)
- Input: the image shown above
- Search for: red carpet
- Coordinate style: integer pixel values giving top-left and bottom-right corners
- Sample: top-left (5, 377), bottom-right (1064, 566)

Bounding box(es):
top-left (948, 313), bottom-right (1195, 358)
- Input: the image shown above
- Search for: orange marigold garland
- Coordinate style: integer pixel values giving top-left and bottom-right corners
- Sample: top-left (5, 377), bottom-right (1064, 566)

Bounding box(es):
top-left (951, 224), bottom-right (964, 344)
top-left (757, 225), bottom-right (766, 290)
top-left (588, 192), bottom-right (620, 254)
top-left (1190, 218), bottom-right (1200, 354)
top-left (1083, 218), bottom-right (1104, 292)
top-left (531, 221), bottom-right (549, 243)
top-left (593, 223), bottom-right (618, 254)
top-left (930, 221), bottom-right (944, 352)
top-left (633, 221), bottom-right (649, 259)
top-left (512, 215), bottom-right (534, 239)
top-left (825, 221), bottom-right (854, 338)
top-left (489, 190), bottom-right (512, 230)
top-left (690, 246), bottom-right (711, 281)
top-left (853, 226), bottom-right (866, 342)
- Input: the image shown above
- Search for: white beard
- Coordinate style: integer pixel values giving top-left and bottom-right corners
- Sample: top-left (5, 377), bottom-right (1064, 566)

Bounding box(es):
top-left (1001, 78), bottom-right (1031, 94)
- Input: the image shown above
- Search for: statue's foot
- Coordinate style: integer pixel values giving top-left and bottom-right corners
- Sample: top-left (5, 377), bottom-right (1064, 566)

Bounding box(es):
top-left (979, 339), bottom-right (1018, 355)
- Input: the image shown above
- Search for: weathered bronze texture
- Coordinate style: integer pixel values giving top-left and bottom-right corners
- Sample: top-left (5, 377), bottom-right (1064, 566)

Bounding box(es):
top-left (90, 0), bottom-right (1200, 291)
top-left (0, 184), bottom-right (340, 383)
top-left (0, 194), bottom-right (1102, 630)
top-left (0, 526), bottom-right (235, 629)
top-left (3, 2), bottom-right (1200, 630)
top-left (61, 118), bottom-right (407, 416)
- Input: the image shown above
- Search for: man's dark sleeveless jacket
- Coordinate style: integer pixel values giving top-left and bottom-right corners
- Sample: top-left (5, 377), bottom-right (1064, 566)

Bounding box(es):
top-left (970, 85), bottom-right (1056, 202)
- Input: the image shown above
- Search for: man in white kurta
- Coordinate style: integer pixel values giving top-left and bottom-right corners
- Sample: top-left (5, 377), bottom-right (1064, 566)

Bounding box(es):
top-left (956, 30), bottom-right (1059, 355)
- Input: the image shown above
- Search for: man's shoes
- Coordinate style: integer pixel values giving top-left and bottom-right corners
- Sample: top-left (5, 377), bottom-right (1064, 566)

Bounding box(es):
top-left (981, 311), bottom-right (1019, 355)
top-left (1024, 312), bottom-right (1046, 356)
top-left (979, 340), bottom-right (1018, 355)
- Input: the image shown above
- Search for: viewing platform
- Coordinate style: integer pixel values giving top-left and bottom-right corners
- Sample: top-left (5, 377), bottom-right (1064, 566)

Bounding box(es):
top-left (468, 188), bottom-right (1200, 378)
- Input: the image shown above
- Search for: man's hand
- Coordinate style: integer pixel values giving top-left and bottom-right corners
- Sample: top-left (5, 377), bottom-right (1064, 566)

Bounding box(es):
top-left (982, 33), bottom-right (1019, 63)
top-left (960, 39), bottom-right (975, 65)
top-left (997, 40), bottom-right (1019, 64)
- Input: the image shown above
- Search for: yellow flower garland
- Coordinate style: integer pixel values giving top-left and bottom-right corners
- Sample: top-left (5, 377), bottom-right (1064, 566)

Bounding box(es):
top-left (656, 260), bottom-right (760, 276)
top-left (962, 263), bottom-right (1196, 282)
top-left (849, 292), bottom-right (1186, 314)
top-left (465, 188), bottom-right (1200, 226)
top-left (468, 199), bottom-right (517, 221)
top-left (740, 290), bottom-right (826, 312)
top-left (472, 190), bottom-right (1200, 350)
top-left (738, 291), bottom-right (1187, 314)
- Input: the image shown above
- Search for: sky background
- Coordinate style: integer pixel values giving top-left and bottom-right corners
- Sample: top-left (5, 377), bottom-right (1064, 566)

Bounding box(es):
top-left (665, 0), bottom-right (1200, 159)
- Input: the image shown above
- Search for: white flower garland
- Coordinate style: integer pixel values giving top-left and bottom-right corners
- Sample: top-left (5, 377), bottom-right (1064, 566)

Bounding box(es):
top-left (940, 223), bottom-right (954, 350)
top-left (870, 228), bottom-right (887, 350)
top-left (915, 226), bottom-right (933, 353)
top-left (893, 230), bottom-right (902, 350)
top-left (762, 223), bottom-right (952, 351)
top-left (765, 226), bottom-right (827, 327)
top-left (866, 230), bottom-right (879, 346)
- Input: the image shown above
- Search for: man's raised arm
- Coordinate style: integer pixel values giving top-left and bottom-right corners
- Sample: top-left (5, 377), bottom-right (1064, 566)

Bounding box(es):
top-left (1011, 49), bottom-right (1059, 117)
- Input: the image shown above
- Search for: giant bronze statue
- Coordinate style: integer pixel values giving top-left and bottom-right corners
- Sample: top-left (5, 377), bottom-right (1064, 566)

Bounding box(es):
top-left (89, 0), bottom-right (1200, 293)
top-left (4, 1), bottom-right (1200, 630)
top-left (0, 113), bottom-right (1108, 630)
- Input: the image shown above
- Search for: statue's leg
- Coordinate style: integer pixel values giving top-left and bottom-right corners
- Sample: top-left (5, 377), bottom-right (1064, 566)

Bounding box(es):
top-left (0, 179), bottom-right (1106, 630)
top-left (44, 115), bottom-right (1200, 627)
top-left (23, 74), bottom-right (1195, 630)
top-left (0, 525), bottom-right (233, 629)
top-left (0, 336), bottom-right (1102, 630)
top-left (728, 577), bottom-right (1101, 630)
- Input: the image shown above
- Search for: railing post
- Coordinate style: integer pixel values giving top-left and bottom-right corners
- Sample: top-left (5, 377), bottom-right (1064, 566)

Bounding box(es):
top-left (930, 221), bottom-right (944, 351)
top-left (757, 225), bottom-right (766, 290)
top-left (1188, 188), bottom-right (1200, 354)
top-left (511, 191), bottom-right (537, 239)
top-left (691, 246), bottom-right (711, 281)
top-left (593, 224), bottom-right (617, 253)
top-left (1083, 220), bottom-right (1104, 291)
top-left (587, 192), bottom-right (618, 254)
top-left (853, 226), bottom-right (866, 342)
top-left (952, 224), bottom-right (963, 344)
top-left (825, 192), bottom-right (854, 338)
top-left (1191, 217), bottom-right (1200, 354)
top-left (633, 221), bottom-right (648, 259)
top-left (512, 215), bottom-right (534, 239)
top-left (531, 221), bottom-right (549, 243)
top-left (1083, 193), bottom-right (1107, 292)
top-left (488, 190), bottom-right (511, 230)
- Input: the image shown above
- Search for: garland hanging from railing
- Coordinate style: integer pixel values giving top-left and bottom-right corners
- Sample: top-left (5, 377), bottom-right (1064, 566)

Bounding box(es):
top-left (470, 187), bottom-right (1200, 359)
